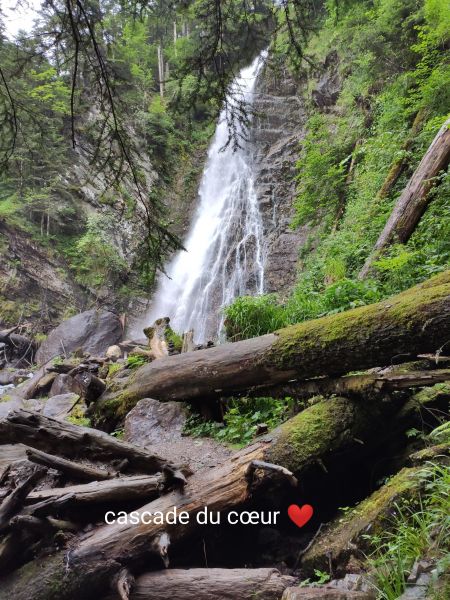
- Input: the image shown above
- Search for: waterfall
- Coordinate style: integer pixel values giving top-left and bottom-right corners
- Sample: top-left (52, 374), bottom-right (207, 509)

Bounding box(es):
top-left (138, 53), bottom-right (267, 343)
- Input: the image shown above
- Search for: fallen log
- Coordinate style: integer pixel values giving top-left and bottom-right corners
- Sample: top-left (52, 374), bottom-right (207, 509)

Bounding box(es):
top-left (25, 475), bottom-right (164, 507)
top-left (250, 369), bottom-right (450, 400)
top-left (25, 448), bottom-right (115, 482)
top-left (96, 271), bottom-right (450, 423)
top-left (360, 117), bottom-right (450, 278)
top-left (0, 410), bottom-right (178, 474)
top-left (106, 568), bottom-right (296, 600)
top-left (0, 394), bottom-right (407, 599)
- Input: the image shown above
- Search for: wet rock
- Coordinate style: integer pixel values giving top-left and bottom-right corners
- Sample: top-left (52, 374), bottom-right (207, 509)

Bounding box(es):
top-left (42, 393), bottom-right (80, 419)
top-left (36, 309), bottom-right (123, 365)
top-left (124, 398), bottom-right (232, 472)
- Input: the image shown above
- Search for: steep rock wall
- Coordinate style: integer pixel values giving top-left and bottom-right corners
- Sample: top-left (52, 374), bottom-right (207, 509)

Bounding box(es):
top-left (251, 53), bottom-right (341, 295)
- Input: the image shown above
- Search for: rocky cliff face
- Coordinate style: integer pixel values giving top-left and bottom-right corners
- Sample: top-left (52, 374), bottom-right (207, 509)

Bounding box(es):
top-left (0, 219), bottom-right (85, 329)
top-left (251, 53), bottom-right (341, 295)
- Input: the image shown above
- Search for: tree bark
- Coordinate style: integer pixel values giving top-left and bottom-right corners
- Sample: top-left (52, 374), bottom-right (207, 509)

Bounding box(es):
top-left (105, 568), bottom-right (296, 600)
top-left (25, 475), bottom-right (163, 507)
top-left (95, 271), bottom-right (450, 424)
top-left (359, 118), bottom-right (450, 278)
top-left (25, 447), bottom-right (115, 482)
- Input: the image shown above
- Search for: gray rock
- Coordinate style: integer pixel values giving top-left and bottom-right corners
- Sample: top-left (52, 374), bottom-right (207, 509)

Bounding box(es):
top-left (0, 370), bottom-right (15, 386)
top-left (36, 309), bottom-right (123, 365)
top-left (42, 393), bottom-right (80, 419)
top-left (106, 345), bottom-right (122, 361)
top-left (124, 398), bottom-right (188, 446)
top-left (0, 398), bottom-right (23, 419)
top-left (49, 374), bottom-right (80, 397)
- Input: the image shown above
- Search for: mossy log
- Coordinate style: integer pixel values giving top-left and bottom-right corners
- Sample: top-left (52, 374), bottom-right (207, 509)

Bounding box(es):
top-left (360, 117), bottom-right (450, 278)
top-left (0, 395), bottom-right (409, 600)
top-left (96, 272), bottom-right (450, 424)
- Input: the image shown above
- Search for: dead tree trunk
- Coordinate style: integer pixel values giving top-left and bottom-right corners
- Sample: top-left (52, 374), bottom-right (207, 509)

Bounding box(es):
top-left (105, 568), bottom-right (296, 600)
top-left (95, 271), bottom-right (450, 424)
top-left (0, 394), bottom-right (413, 600)
top-left (0, 410), bottom-right (177, 474)
top-left (359, 117), bottom-right (450, 278)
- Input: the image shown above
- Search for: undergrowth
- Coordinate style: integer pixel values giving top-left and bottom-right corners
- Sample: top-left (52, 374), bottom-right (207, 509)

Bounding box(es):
top-left (183, 396), bottom-right (294, 447)
top-left (366, 460), bottom-right (450, 600)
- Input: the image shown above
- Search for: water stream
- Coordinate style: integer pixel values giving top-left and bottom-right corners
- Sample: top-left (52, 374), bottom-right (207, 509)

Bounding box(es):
top-left (137, 53), bottom-right (267, 343)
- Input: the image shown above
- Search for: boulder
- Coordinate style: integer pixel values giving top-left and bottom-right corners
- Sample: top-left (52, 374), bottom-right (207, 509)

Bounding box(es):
top-left (49, 374), bottom-right (80, 397)
top-left (42, 393), bottom-right (80, 419)
top-left (0, 398), bottom-right (23, 419)
top-left (36, 310), bottom-right (123, 365)
top-left (0, 370), bottom-right (15, 386)
top-left (105, 345), bottom-right (122, 361)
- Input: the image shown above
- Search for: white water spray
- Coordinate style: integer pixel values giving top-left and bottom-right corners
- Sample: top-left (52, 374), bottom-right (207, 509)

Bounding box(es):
top-left (138, 53), bottom-right (267, 343)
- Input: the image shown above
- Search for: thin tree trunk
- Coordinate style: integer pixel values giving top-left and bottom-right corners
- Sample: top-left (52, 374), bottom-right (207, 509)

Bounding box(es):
top-left (359, 117), bottom-right (450, 278)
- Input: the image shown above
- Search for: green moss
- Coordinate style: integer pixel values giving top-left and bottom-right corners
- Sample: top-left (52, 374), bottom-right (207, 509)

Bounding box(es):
top-left (165, 326), bottom-right (183, 352)
top-left (265, 396), bottom-right (364, 474)
top-left (268, 270), bottom-right (450, 371)
top-left (107, 363), bottom-right (123, 379)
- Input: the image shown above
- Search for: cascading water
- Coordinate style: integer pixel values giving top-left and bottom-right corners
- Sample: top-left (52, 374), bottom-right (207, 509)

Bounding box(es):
top-left (138, 53), bottom-right (267, 343)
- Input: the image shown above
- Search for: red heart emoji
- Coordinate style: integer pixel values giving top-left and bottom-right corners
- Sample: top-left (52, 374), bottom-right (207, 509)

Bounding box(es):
top-left (288, 504), bottom-right (314, 528)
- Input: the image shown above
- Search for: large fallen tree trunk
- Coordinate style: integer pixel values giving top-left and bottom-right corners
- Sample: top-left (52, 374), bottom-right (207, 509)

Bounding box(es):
top-left (96, 271), bottom-right (450, 423)
top-left (0, 394), bottom-right (413, 600)
top-left (106, 568), bottom-right (296, 600)
top-left (359, 118), bottom-right (450, 278)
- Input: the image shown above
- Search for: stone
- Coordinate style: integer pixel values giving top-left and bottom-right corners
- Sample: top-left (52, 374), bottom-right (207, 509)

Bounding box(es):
top-left (34, 372), bottom-right (57, 396)
top-left (42, 393), bottom-right (80, 419)
top-left (36, 309), bottom-right (123, 365)
top-left (0, 398), bottom-right (23, 419)
top-left (124, 398), bottom-right (188, 446)
top-left (0, 370), bottom-right (15, 385)
top-left (106, 345), bottom-right (122, 361)
top-left (49, 374), bottom-right (80, 397)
